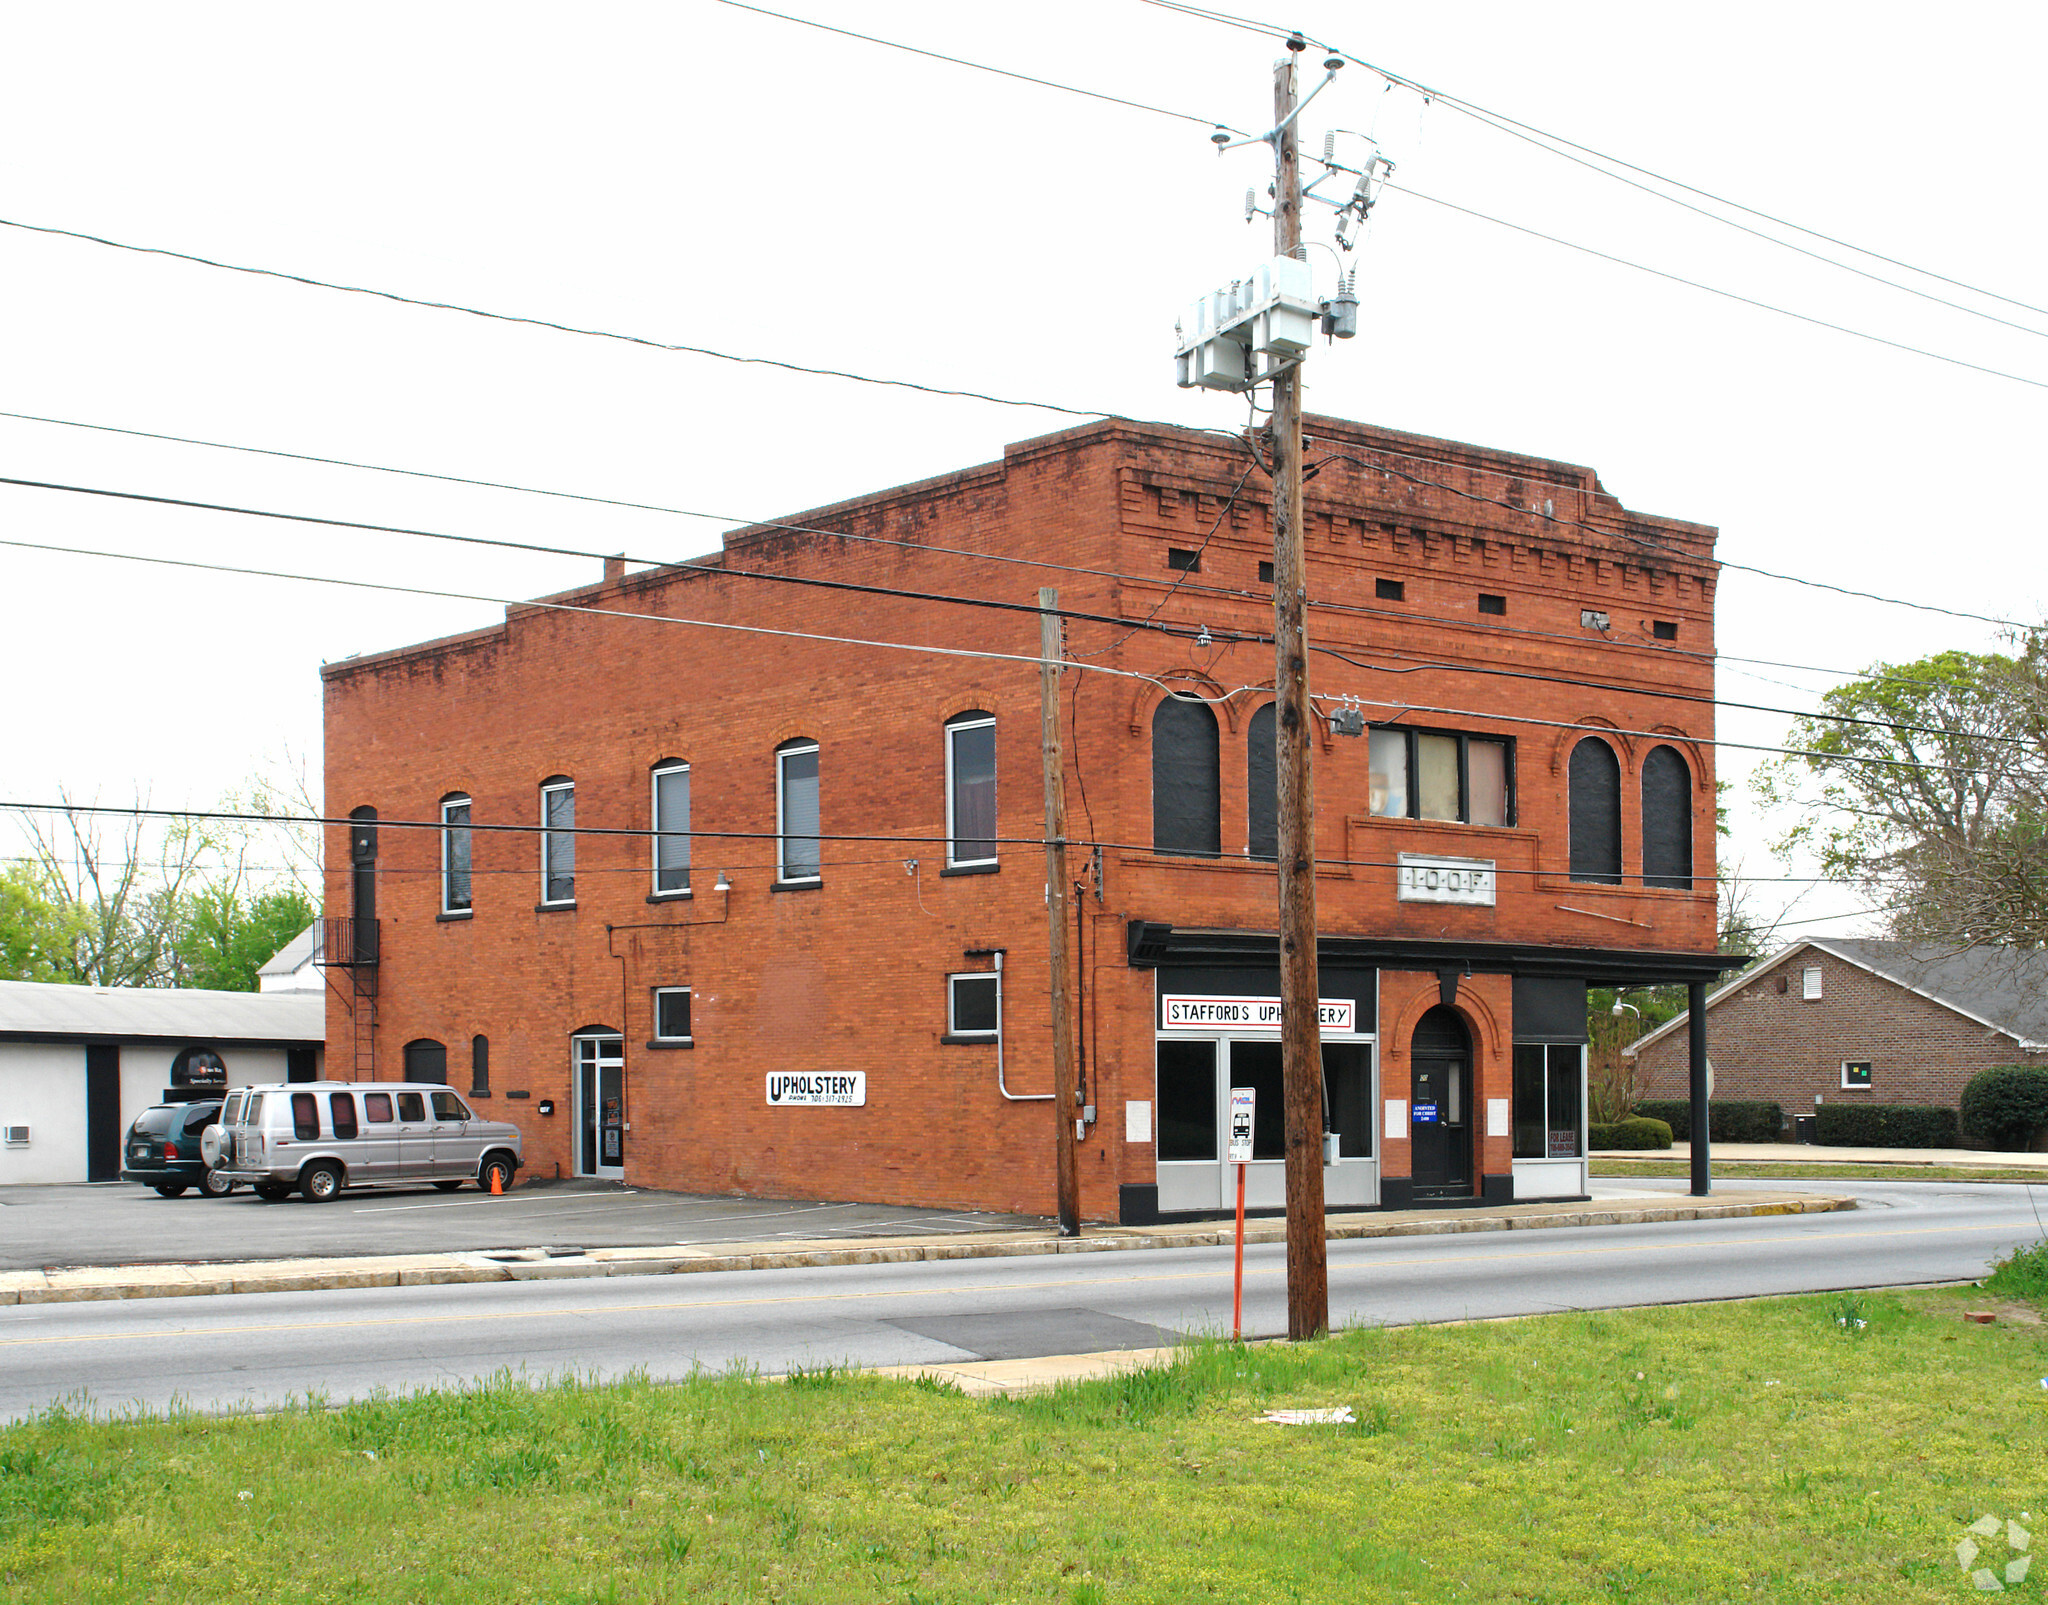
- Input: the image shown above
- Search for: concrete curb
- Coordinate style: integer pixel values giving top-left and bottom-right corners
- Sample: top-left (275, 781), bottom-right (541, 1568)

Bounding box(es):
top-left (0, 1191), bottom-right (1856, 1308)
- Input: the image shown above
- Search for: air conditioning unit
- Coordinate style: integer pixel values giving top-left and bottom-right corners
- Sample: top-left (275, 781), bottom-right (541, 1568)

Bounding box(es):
top-left (2, 1126), bottom-right (28, 1147)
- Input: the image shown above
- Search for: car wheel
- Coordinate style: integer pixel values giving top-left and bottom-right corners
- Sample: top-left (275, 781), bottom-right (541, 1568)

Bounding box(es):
top-left (480, 1153), bottom-right (516, 1194)
top-left (299, 1162), bottom-right (344, 1203)
top-left (433, 1180), bottom-right (463, 1192)
top-left (254, 1183), bottom-right (292, 1201)
top-left (200, 1167), bottom-right (236, 1198)
top-left (153, 1183), bottom-right (188, 1198)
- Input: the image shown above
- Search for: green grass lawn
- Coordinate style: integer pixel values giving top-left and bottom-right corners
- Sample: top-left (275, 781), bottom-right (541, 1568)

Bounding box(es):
top-left (5, 1286), bottom-right (2046, 1603)
top-left (1593, 1158), bottom-right (2048, 1185)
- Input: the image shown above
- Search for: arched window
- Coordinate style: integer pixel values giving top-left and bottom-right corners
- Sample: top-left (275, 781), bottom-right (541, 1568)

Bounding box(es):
top-left (1567, 737), bottom-right (1622, 884)
top-left (776, 738), bottom-right (821, 882)
top-left (945, 711), bottom-right (997, 867)
top-left (1152, 698), bottom-right (1220, 857)
top-left (403, 1038), bottom-right (447, 1085)
top-left (1246, 703), bottom-right (1277, 861)
top-left (469, 1034), bottom-right (490, 1097)
top-left (1641, 745), bottom-right (1694, 890)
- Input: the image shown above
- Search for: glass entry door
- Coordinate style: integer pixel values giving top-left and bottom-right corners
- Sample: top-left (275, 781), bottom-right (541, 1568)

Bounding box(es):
top-left (573, 1034), bottom-right (626, 1179)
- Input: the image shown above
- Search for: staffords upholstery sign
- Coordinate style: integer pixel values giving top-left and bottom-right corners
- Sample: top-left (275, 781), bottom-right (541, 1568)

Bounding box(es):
top-left (1161, 995), bottom-right (1356, 1031)
top-left (765, 1072), bottom-right (867, 1107)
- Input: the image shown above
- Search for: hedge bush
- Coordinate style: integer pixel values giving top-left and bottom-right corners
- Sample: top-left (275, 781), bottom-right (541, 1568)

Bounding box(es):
top-left (1633, 1100), bottom-right (1784, 1144)
top-left (1960, 1066), bottom-right (2048, 1150)
top-left (1589, 1116), bottom-right (1673, 1151)
top-left (1813, 1103), bottom-right (1957, 1149)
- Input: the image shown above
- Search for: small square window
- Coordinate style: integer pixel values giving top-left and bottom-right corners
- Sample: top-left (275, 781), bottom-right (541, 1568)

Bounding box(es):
top-left (1375, 578), bottom-right (1405, 601)
top-left (1802, 966), bottom-right (1823, 1000)
top-left (1653, 620), bottom-right (1679, 641)
top-left (653, 988), bottom-right (693, 1043)
top-left (1258, 560), bottom-right (1274, 585)
top-left (947, 972), bottom-right (999, 1039)
top-left (1841, 1060), bottom-right (1873, 1090)
top-left (1478, 593), bottom-right (1507, 616)
top-left (1166, 547), bottom-right (1201, 573)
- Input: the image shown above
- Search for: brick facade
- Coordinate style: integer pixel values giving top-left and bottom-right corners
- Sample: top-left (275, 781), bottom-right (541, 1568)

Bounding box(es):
top-left (322, 415), bottom-right (1727, 1220)
top-left (1633, 943), bottom-right (2048, 1130)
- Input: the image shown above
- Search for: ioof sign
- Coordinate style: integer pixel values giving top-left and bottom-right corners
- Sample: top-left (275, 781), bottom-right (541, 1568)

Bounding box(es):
top-left (1395, 853), bottom-right (1496, 906)
top-left (1161, 995), bottom-right (1356, 1031)
top-left (1228, 1087), bottom-right (1256, 1164)
top-left (765, 1072), bottom-right (866, 1107)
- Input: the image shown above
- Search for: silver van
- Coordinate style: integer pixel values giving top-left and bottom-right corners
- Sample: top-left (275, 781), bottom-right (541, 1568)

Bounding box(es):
top-left (216, 1081), bottom-right (523, 1202)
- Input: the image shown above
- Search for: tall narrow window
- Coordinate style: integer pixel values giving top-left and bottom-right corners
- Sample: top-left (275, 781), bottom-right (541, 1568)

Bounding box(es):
top-left (440, 794), bottom-right (472, 914)
top-left (540, 778), bottom-right (575, 904)
top-left (777, 740), bottom-right (821, 882)
top-left (945, 713), bottom-right (997, 867)
top-left (1368, 729), bottom-right (1410, 818)
top-left (1567, 737), bottom-right (1622, 884)
top-left (1247, 703), bottom-right (1277, 861)
top-left (1641, 744), bottom-right (1693, 890)
top-left (470, 1034), bottom-right (490, 1097)
top-left (652, 761), bottom-right (690, 896)
top-left (1151, 698), bottom-right (1220, 856)
top-left (348, 806), bottom-right (378, 961)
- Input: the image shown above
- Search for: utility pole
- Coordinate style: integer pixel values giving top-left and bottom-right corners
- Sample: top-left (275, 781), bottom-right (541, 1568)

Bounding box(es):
top-left (1269, 40), bottom-right (1329, 1340)
top-left (1040, 587), bottom-right (1082, 1236)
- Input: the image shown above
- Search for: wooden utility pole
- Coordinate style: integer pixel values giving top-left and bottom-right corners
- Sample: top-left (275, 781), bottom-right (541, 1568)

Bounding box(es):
top-left (1270, 41), bottom-right (1329, 1340)
top-left (1040, 587), bottom-right (1082, 1235)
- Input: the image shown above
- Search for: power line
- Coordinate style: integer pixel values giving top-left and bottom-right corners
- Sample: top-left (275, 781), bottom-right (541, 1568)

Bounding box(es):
top-left (0, 214), bottom-right (1120, 423)
top-left (4, 529), bottom-right (2017, 782)
top-left (1133, 0), bottom-right (2048, 321)
top-left (0, 471), bottom-right (1267, 650)
top-left (0, 467), bottom-right (2007, 746)
top-left (1384, 179), bottom-right (2048, 403)
top-left (0, 400), bottom-right (2008, 688)
top-left (0, 799), bottom-right (1923, 890)
top-left (711, 0), bottom-right (1237, 131)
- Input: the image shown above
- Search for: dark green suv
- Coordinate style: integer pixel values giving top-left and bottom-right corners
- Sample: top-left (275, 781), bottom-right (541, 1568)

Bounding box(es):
top-left (122, 1100), bottom-right (233, 1197)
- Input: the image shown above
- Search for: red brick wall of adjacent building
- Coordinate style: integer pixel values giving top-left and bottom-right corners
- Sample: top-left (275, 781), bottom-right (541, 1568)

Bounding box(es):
top-left (1633, 945), bottom-right (2048, 1128)
top-left (323, 415), bottom-right (1722, 1217)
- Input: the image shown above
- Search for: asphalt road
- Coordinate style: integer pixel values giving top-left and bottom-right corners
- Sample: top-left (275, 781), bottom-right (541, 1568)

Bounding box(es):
top-left (0, 1179), bottom-right (1047, 1272)
top-left (3, 1177), bottom-right (2040, 1422)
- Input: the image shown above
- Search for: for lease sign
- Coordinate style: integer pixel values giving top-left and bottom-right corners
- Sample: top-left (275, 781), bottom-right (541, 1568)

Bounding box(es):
top-left (1161, 995), bottom-right (1355, 1031)
top-left (765, 1072), bottom-right (867, 1107)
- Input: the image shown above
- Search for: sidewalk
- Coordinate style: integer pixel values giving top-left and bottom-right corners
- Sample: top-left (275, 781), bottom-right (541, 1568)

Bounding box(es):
top-left (0, 1188), bottom-right (1855, 1308)
top-left (1594, 1143), bottom-right (2048, 1168)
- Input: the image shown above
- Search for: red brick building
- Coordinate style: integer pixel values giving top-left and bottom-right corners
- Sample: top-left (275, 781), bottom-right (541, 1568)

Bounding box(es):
top-left (1629, 938), bottom-right (2048, 1136)
top-left (321, 414), bottom-right (1731, 1222)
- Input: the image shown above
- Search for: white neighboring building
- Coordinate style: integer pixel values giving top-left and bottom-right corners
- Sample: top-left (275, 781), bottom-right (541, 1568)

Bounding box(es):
top-left (257, 925), bottom-right (321, 994)
top-left (0, 979), bottom-right (324, 1185)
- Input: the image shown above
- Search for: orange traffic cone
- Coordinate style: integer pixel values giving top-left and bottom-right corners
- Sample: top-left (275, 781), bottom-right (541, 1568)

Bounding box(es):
top-left (490, 1167), bottom-right (503, 1195)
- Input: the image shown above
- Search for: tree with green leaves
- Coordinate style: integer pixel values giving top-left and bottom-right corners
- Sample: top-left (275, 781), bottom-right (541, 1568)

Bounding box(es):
top-left (174, 884), bottom-right (318, 992)
top-left (1758, 640), bottom-right (2047, 948)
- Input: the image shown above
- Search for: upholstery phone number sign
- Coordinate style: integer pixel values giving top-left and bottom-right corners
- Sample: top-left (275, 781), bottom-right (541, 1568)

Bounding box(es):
top-left (765, 1072), bottom-right (867, 1107)
top-left (1161, 995), bottom-right (1355, 1031)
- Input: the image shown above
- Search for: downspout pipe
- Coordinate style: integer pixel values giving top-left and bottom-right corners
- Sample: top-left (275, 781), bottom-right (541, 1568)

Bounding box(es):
top-left (972, 948), bottom-right (1049, 1102)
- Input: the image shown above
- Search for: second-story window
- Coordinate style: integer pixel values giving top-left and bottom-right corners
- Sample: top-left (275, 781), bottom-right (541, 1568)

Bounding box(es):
top-left (945, 712), bottom-right (997, 867)
top-left (1152, 698), bottom-right (1221, 856)
top-left (652, 761), bottom-right (690, 896)
top-left (1247, 703), bottom-right (1277, 861)
top-left (440, 794), bottom-right (472, 914)
top-left (1367, 727), bottom-right (1512, 826)
top-left (541, 777), bottom-right (575, 905)
top-left (1567, 737), bottom-right (1622, 884)
top-left (777, 740), bottom-right (821, 883)
top-left (1641, 744), bottom-right (1694, 890)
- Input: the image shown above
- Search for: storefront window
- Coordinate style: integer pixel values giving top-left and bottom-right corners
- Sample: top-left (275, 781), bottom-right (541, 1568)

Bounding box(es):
top-left (1156, 1041), bottom-right (1218, 1160)
top-left (1513, 1043), bottom-right (1583, 1159)
top-left (1322, 1042), bottom-right (1373, 1158)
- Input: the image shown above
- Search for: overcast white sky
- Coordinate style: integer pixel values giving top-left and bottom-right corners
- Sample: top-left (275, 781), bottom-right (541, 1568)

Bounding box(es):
top-left (1, 1), bottom-right (2041, 939)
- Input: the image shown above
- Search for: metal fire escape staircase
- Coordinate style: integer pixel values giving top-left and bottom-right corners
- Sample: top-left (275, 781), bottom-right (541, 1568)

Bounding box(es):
top-left (314, 918), bottom-right (380, 1076)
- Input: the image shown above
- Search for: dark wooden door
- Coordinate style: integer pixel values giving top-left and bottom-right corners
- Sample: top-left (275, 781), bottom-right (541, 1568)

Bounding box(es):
top-left (1409, 1007), bottom-right (1473, 1200)
top-left (85, 1045), bottom-right (122, 1182)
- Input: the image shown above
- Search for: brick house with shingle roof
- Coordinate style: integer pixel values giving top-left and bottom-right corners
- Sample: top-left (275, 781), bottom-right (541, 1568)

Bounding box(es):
top-left (1627, 938), bottom-right (2048, 1137)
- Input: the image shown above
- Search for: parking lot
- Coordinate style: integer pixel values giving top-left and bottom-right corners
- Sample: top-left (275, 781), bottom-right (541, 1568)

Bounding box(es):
top-left (0, 1179), bottom-right (1050, 1272)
